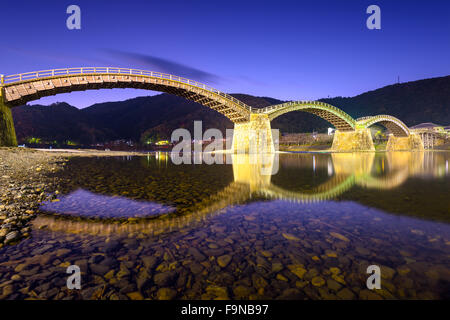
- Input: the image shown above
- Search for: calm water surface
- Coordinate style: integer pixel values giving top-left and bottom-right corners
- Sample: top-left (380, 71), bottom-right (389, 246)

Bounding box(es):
top-left (1, 151), bottom-right (449, 300)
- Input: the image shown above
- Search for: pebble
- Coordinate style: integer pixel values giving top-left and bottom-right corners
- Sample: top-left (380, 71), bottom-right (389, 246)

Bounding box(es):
top-left (287, 265), bottom-right (307, 279)
top-left (217, 255), bottom-right (232, 268)
top-left (282, 233), bottom-right (300, 241)
top-left (90, 264), bottom-right (110, 276)
top-left (126, 291), bottom-right (144, 300)
top-left (330, 232), bottom-right (350, 242)
top-left (327, 279), bottom-right (342, 291)
top-left (141, 256), bottom-right (158, 269)
top-left (337, 288), bottom-right (355, 300)
top-left (397, 266), bottom-right (411, 276)
top-left (276, 274), bottom-right (288, 281)
top-left (233, 285), bottom-right (252, 299)
top-left (311, 276), bottom-right (325, 287)
top-left (381, 266), bottom-right (396, 280)
top-left (5, 231), bottom-right (19, 242)
top-left (104, 240), bottom-right (121, 254)
top-left (156, 288), bottom-right (177, 300)
top-left (153, 271), bottom-right (176, 286)
top-left (359, 289), bottom-right (383, 300)
top-left (11, 274), bottom-right (22, 281)
top-left (205, 286), bottom-right (229, 299)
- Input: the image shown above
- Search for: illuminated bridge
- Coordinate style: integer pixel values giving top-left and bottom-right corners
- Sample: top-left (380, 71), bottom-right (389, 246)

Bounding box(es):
top-left (0, 67), bottom-right (424, 151)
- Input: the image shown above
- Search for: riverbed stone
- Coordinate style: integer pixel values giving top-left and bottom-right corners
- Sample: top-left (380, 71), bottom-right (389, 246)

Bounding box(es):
top-left (206, 286), bottom-right (229, 299)
top-left (5, 231), bottom-right (19, 242)
top-left (153, 271), bottom-right (176, 286)
top-left (217, 255), bottom-right (232, 268)
top-left (359, 289), bottom-right (383, 300)
top-left (327, 279), bottom-right (342, 291)
top-left (90, 264), bottom-right (110, 276)
top-left (381, 266), bottom-right (396, 280)
top-left (126, 291), bottom-right (144, 300)
top-left (287, 265), bottom-right (307, 279)
top-left (141, 256), bottom-right (158, 270)
top-left (156, 288), bottom-right (177, 300)
top-left (233, 285), bottom-right (252, 299)
top-left (337, 288), bottom-right (355, 300)
top-left (104, 240), bottom-right (121, 254)
top-left (282, 233), bottom-right (300, 241)
top-left (311, 276), bottom-right (325, 287)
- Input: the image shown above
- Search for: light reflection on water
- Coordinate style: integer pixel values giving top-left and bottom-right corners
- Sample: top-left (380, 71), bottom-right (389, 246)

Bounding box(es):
top-left (38, 151), bottom-right (450, 225)
top-left (0, 151), bottom-right (449, 300)
top-left (40, 189), bottom-right (175, 219)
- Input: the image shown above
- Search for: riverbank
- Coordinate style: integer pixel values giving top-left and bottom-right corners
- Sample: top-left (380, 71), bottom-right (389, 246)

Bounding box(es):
top-left (0, 148), bottom-right (65, 247)
top-left (279, 145), bottom-right (331, 152)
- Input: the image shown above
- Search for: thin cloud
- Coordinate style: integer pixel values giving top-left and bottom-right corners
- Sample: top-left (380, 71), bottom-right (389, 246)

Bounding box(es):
top-left (103, 50), bottom-right (221, 84)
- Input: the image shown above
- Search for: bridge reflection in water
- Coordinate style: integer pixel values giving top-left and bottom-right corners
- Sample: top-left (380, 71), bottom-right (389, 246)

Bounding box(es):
top-left (33, 151), bottom-right (448, 236)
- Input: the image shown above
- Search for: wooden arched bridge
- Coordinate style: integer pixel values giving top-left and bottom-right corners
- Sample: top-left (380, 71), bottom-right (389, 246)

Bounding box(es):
top-left (255, 100), bottom-right (356, 131)
top-left (1, 67), bottom-right (252, 121)
top-left (0, 67), bottom-right (424, 151)
top-left (356, 115), bottom-right (410, 137)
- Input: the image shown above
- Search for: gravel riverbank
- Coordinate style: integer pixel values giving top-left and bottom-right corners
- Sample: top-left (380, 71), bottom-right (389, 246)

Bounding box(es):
top-left (0, 148), bottom-right (141, 247)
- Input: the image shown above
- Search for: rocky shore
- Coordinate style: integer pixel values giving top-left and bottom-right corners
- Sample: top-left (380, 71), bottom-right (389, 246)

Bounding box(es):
top-left (0, 148), bottom-right (67, 247)
top-left (0, 148), bottom-right (141, 247)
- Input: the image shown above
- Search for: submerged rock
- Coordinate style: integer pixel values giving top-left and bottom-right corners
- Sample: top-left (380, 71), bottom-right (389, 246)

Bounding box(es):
top-left (217, 255), bottom-right (232, 268)
top-left (156, 288), bottom-right (177, 300)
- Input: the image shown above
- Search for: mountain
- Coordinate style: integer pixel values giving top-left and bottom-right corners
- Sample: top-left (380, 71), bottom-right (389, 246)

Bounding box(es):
top-left (11, 75), bottom-right (450, 144)
top-left (270, 76), bottom-right (450, 132)
top-left (82, 94), bottom-right (236, 142)
top-left (321, 76), bottom-right (450, 126)
top-left (12, 102), bottom-right (108, 144)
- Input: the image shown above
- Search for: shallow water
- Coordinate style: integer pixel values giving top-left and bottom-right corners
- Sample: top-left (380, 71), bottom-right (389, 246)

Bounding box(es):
top-left (0, 151), bottom-right (449, 300)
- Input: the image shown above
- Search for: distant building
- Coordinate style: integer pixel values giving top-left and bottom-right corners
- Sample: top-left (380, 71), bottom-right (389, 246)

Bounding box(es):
top-left (410, 122), bottom-right (450, 149)
top-left (155, 140), bottom-right (170, 146)
top-left (410, 122), bottom-right (443, 130)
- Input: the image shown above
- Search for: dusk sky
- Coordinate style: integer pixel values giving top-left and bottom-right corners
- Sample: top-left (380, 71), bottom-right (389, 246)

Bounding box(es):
top-left (1, 0), bottom-right (450, 108)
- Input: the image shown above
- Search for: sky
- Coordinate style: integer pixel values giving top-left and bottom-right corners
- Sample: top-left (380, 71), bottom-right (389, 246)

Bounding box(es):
top-left (1, 0), bottom-right (450, 108)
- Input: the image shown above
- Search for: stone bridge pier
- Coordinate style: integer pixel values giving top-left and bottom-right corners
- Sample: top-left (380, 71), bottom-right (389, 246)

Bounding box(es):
top-left (232, 114), bottom-right (275, 153)
top-left (330, 129), bottom-right (375, 152)
top-left (330, 129), bottom-right (424, 152)
top-left (386, 134), bottom-right (424, 151)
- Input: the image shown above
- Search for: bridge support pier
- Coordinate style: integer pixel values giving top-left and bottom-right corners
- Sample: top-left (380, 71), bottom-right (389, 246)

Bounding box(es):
top-left (386, 133), bottom-right (424, 151)
top-left (331, 129), bottom-right (375, 152)
top-left (232, 114), bottom-right (274, 153)
top-left (0, 91), bottom-right (17, 147)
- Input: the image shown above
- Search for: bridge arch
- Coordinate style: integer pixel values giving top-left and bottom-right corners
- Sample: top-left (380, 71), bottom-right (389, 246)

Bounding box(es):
top-left (1, 67), bottom-right (251, 123)
top-left (356, 115), bottom-right (410, 137)
top-left (256, 101), bottom-right (356, 131)
top-left (258, 174), bottom-right (356, 203)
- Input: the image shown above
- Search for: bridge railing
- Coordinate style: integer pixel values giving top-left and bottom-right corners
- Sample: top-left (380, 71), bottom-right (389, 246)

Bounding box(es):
top-left (363, 115), bottom-right (409, 128)
top-left (357, 115), bottom-right (411, 134)
top-left (2, 67), bottom-right (251, 113)
top-left (356, 116), bottom-right (373, 122)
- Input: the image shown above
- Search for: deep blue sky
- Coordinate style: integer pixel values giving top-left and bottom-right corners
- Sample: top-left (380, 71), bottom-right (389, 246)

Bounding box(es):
top-left (1, 0), bottom-right (449, 108)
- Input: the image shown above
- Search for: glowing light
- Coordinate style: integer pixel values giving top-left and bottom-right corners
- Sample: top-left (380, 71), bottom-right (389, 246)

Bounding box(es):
top-left (327, 159), bottom-right (333, 176)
